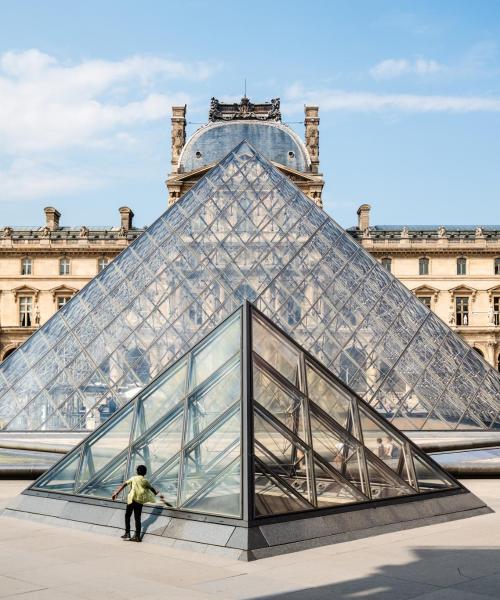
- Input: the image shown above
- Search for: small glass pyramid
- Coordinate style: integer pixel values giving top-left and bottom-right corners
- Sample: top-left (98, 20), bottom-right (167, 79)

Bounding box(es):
top-left (2, 141), bottom-right (500, 433)
top-left (32, 303), bottom-right (458, 520)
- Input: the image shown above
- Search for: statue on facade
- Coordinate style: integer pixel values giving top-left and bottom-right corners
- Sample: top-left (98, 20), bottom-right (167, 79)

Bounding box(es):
top-left (2, 226), bottom-right (12, 238)
top-left (438, 226), bottom-right (446, 238)
top-left (79, 226), bottom-right (89, 238)
top-left (475, 226), bottom-right (484, 238)
top-left (40, 226), bottom-right (51, 238)
top-left (401, 226), bottom-right (409, 239)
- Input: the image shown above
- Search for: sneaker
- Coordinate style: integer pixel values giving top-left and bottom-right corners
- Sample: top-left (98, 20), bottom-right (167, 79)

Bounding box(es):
top-left (121, 533), bottom-right (131, 539)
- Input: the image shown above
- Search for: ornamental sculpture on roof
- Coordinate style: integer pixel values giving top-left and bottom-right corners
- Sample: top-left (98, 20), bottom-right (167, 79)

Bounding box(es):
top-left (208, 96), bottom-right (281, 122)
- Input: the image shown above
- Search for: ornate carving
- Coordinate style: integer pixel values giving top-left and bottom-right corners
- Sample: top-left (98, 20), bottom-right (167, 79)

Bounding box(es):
top-left (208, 97), bottom-right (281, 122)
top-left (2, 226), bottom-right (12, 238)
top-left (79, 226), bottom-right (89, 238)
top-left (40, 226), bottom-right (51, 238)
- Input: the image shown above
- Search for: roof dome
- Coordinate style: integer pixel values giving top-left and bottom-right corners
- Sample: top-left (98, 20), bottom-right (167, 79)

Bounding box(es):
top-left (179, 121), bottom-right (310, 173)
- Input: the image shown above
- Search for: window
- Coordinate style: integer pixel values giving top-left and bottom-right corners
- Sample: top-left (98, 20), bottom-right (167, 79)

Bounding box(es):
top-left (21, 257), bottom-right (32, 276)
top-left (98, 257), bottom-right (109, 273)
top-left (418, 296), bottom-right (432, 310)
top-left (457, 257), bottom-right (467, 275)
top-left (19, 296), bottom-right (33, 327)
top-left (381, 257), bottom-right (392, 272)
top-left (498, 354), bottom-right (500, 373)
top-left (57, 296), bottom-right (71, 310)
top-left (455, 296), bottom-right (469, 326)
top-left (494, 297), bottom-right (500, 326)
top-left (59, 257), bottom-right (70, 275)
top-left (418, 257), bottom-right (429, 276)
top-left (473, 347), bottom-right (484, 358)
top-left (495, 258), bottom-right (500, 275)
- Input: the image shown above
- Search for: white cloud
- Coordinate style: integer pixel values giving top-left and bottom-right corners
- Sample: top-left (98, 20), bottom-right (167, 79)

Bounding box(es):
top-left (0, 158), bottom-right (101, 201)
top-left (284, 83), bottom-right (500, 113)
top-left (370, 58), bottom-right (442, 80)
top-left (0, 49), bottom-right (217, 153)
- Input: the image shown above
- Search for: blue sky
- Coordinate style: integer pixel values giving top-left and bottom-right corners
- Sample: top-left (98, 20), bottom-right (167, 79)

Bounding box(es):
top-left (0, 0), bottom-right (499, 228)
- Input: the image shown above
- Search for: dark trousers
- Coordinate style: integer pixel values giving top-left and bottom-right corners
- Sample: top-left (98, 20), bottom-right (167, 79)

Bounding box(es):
top-left (125, 501), bottom-right (143, 536)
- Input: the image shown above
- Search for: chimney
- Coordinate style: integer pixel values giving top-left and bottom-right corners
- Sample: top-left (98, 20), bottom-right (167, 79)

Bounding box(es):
top-left (357, 204), bottom-right (371, 231)
top-left (44, 207), bottom-right (61, 230)
top-left (119, 206), bottom-right (134, 231)
top-left (304, 105), bottom-right (320, 174)
top-left (171, 105), bottom-right (187, 169)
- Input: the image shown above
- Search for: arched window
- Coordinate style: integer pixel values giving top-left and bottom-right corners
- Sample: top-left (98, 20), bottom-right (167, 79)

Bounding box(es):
top-left (381, 257), bottom-right (392, 272)
top-left (473, 347), bottom-right (484, 358)
top-left (59, 257), bottom-right (70, 275)
top-left (21, 257), bottom-right (32, 275)
top-left (495, 257), bottom-right (500, 275)
top-left (419, 257), bottom-right (429, 276)
top-left (457, 257), bottom-right (467, 275)
top-left (97, 257), bottom-right (109, 273)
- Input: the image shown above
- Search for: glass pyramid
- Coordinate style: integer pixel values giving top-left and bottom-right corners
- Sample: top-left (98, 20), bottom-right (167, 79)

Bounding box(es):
top-left (1, 141), bottom-right (500, 433)
top-left (32, 303), bottom-right (458, 520)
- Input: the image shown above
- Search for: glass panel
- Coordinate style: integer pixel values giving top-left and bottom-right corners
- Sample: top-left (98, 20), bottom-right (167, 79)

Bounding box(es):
top-left (313, 460), bottom-right (365, 508)
top-left (358, 406), bottom-right (405, 471)
top-left (36, 451), bottom-right (81, 493)
top-left (150, 459), bottom-right (180, 507)
top-left (254, 467), bottom-right (311, 517)
top-left (179, 409), bottom-right (240, 510)
top-left (252, 314), bottom-right (300, 384)
top-left (306, 363), bottom-right (353, 431)
top-left (81, 456), bottom-right (128, 500)
top-left (185, 358), bottom-right (240, 443)
top-left (182, 459), bottom-right (241, 518)
top-left (78, 407), bottom-right (134, 487)
top-left (253, 364), bottom-right (305, 439)
top-left (189, 313), bottom-right (241, 390)
top-left (129, 411), bottom-right (183, 477)
top-left (254, 413), bottom-right (311, 503)
top-left (134, 359), bottom-right (187, 439)
top-left (365, 456), bottom-right (412, 500)
top-left (412, 452), bottom-right (457, 492)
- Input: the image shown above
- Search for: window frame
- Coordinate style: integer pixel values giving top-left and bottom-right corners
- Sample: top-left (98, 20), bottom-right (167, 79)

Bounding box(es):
top-left (19, 295), bottom-right (34, 327)
top-left (495, 257), bottom-right (500, 276)
top-left (455, 296), bottom-right (469, 326)
top-left (418, 257), bottom-right (430, 276)
top-left (97, 257), bottom-right (109, 273)
top-left (381, 257), bottom-right (392, 273)
top-left (59, 257), bottom-right (71, 276)
top-left (21, 257), bottom-right (33, 276)
top-left (417, 296), bottom-right (432, 310)
top-left (56, 295), bottom-right (71, 311)
top-left (456, 257), bottom-right (467, 276)
top-left (494, 296), bottom-right (500, 326)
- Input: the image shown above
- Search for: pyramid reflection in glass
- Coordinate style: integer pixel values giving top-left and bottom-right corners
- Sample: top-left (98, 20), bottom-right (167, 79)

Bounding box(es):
top-left (2, 141), bottom-right (500, 433)
top-left (33, 303), bottom-right (458, 519)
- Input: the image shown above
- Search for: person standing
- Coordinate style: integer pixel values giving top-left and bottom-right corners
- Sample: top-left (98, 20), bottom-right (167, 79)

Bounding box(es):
top-left (112, 464), bottom-right (163, 542)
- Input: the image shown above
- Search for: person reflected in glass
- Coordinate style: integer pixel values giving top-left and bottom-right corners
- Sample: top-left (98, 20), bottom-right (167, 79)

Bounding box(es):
top-left (376, 437), bottom-right (386, 458)
top-left (112, 464), bottom-right (164, 542)
top-left (384, 436), bottom-right (397, 459)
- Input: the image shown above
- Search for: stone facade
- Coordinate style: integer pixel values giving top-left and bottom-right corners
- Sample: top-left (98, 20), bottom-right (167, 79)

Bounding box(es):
top-left (166, 98), bottom-right (325, 207)
top-left (348, 205), bottom-right (500, 371)
top-left (0, 207), bottom-right (144, 360)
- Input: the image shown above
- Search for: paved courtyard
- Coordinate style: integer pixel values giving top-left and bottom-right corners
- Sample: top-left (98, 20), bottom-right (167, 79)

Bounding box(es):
top-left (0, 479), bottom-right (499, 599)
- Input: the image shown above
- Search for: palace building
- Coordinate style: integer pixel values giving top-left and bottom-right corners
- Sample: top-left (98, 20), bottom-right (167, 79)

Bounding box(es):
top-left (0, 95), bottom-right (499, 381)
top-left (348, 206), bottom-right (500, 372)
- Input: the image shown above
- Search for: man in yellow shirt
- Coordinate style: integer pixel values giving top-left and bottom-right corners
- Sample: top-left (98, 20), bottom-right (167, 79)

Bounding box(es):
top-left (112, 464), bottom-right (163, 542)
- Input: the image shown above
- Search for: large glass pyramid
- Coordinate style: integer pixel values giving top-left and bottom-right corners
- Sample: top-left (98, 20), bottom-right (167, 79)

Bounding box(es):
top-left (32, 303), bottom-right (459, 520)
top-left (1, 141), bottom-right (500, 433)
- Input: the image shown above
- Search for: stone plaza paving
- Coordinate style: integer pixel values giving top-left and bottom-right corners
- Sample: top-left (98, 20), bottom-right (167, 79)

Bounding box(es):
top-left (0, 480), bottom-right (499, 599)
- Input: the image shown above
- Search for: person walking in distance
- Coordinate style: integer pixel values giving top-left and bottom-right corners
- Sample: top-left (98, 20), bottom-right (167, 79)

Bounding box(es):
top-left (112, 464), bottom-right (163, 542)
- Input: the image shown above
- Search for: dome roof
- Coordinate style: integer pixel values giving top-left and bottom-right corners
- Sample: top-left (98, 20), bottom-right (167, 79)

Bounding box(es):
top-left (179, 121), bottom-right (310, 173)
